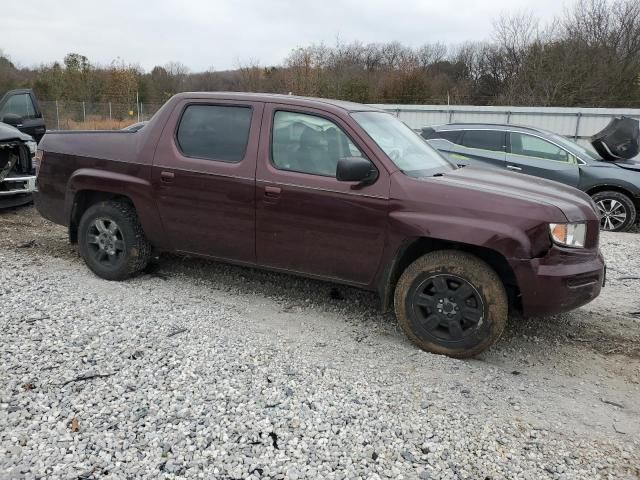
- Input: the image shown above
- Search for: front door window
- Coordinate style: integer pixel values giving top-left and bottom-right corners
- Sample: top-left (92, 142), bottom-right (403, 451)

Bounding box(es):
top-left (510, 133), bottom-right (570, 163)
top-left (271, 110), bottom-right (365, 177)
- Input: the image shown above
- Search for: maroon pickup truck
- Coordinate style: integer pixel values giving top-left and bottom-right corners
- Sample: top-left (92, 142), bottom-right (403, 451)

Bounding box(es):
top-left (34, 93), bottom-right (605, 357)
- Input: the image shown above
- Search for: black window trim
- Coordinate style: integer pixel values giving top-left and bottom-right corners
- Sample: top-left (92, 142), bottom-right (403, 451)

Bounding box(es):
top-left (174, 102), bottom-right (254, 164)
top-left (269, 108), bottom-right (377, 180)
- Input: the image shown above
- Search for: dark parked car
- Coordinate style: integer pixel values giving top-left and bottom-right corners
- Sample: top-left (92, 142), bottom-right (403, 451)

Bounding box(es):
top-left (0, 89), bottom-right (46, 142)
top-left (34, 93), bottom-right (604, 358)
top-left (421, 121), bottom-right (640, 232)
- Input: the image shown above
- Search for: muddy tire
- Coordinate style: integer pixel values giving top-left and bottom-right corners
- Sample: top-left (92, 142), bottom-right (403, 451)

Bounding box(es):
top-left (394, 250), bottom-right (508, 358)
top-left (591, 191), bottom-right (636, 232)
top-left (78, 200), bottom-right (152, 281)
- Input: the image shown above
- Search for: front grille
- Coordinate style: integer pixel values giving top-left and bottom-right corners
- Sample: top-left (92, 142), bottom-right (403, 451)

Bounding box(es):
top-left (16, 144), bottom-right (32, 174)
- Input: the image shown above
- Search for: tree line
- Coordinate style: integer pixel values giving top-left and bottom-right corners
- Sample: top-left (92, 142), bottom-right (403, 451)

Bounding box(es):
top-left (1, 0), bottom-right (639, 108)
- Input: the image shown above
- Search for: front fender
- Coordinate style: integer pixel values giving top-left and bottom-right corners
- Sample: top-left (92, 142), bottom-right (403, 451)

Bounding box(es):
top-left (65, 168), bottom-right (166, 247)
top-left (581, 167), bottom-right (640, 197)
top-left (389, 210), bottom-right (549, 260)
top-left (375, 210), bottom-right (550, 312)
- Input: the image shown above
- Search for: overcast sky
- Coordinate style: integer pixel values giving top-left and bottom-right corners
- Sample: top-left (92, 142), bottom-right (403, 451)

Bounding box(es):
top-left (5, 0), bottom-right (568, 72)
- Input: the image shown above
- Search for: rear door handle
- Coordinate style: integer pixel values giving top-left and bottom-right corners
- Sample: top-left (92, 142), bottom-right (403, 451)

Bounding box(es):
top-left (264, 186), bottom-right (281, 198)
top-left (507, 165), bottom-right (522, 171)
top-left (160, 171), bottom-right (175, 182)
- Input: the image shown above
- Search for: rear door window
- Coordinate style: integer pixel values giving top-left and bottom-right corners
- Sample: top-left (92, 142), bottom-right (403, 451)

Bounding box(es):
top-left (461, 130), bottom-right (505, 152)
top-left (176, 104), bottom-right (252, 162)
top-left (0, 93), bottom-right (36, 119)
top-left (510, 133), bottom-right (569, 162)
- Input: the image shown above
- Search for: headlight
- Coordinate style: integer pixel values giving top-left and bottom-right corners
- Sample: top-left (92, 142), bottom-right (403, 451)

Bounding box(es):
top-left (549, 223), bottom-right (586, 248)
top-left (26, 140), bottom-right (37, 155)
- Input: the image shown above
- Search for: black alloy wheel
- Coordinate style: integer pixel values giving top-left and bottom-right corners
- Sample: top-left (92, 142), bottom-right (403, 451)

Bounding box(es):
top-left (409, 274), bottom-right (485, 344)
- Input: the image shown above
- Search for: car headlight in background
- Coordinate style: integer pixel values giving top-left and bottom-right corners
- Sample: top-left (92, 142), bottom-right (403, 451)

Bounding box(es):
top-left (26, 140), bottom-right (37, 155)
top-left (549, 223), bottom-right (586, 248)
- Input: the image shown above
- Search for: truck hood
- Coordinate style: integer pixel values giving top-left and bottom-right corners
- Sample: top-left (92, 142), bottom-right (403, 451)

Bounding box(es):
top-left (590, 116), bottom-right (639, 161)
top-left (437, 166), bottom-right (597, 222)
top-left (0, 122), bottom-right (32, 142)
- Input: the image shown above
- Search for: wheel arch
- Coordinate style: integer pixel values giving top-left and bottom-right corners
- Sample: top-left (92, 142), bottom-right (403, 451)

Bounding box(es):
top-left (65, 169), bottom-right (166, 247)
top-left (379, 237), bottom-right (520, 313)
top-left (585, 185), bottom-right (640, 213)
top-left (585, 184), bottom-right (635, 198)
top-left (69, 191), bottom-right (133, 243)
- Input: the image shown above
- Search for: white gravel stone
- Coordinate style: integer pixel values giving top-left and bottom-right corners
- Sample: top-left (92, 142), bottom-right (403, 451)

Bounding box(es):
top-left (0, 208), bottom-right (639, 479)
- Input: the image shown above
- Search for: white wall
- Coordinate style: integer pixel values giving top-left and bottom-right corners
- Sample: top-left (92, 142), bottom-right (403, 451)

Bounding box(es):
top-left (368, 104), bottom-right (640, 147)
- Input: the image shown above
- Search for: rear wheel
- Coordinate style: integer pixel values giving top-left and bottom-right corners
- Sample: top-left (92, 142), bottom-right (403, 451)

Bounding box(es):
top-left (78, 200), bottom-right (152, 280)
top-left (394, 250), bottom-right (508, 358)
top-left (591, 191), bottom-right (636, 232)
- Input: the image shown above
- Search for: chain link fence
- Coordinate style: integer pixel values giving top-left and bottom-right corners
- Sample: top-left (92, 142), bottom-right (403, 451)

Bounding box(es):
top-left (39, 101), bottom-right (163, 131)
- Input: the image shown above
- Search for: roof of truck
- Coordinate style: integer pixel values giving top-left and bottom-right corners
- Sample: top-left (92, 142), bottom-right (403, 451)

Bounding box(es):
top-left (174, 92), bottom-right (382, 112)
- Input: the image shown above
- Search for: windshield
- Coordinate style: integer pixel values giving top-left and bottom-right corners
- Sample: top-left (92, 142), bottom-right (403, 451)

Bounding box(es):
top-left (351, 111), bottom-right (455, 176)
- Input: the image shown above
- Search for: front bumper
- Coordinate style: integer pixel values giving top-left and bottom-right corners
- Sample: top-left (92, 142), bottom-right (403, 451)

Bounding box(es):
top-left (509, 246), bottom-right (605, 317)
top-left (0, 175), bottom-right (36, 208)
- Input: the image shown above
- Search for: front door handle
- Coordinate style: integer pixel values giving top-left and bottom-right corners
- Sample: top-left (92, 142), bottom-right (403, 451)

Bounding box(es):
top-left (507, 165), bottom-right (522, 171)
top-left (264, 186), bottom-right (281, 198)
top-left (160, 171), bottom-right (175, 183)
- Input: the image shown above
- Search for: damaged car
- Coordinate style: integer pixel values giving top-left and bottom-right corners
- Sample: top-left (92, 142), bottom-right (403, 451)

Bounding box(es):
top-left (421, 117), bottom-right (640, 232)
top-left (0, 122), bottom-right (37, 208)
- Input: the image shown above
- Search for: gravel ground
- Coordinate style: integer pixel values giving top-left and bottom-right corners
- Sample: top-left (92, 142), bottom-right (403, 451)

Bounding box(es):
top-left (1, 206), bottom-right (639, 480)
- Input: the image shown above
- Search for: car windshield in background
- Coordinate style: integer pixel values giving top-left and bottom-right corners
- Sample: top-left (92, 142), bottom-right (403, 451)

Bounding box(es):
top-left (351, 111), bottom-right (455, 177)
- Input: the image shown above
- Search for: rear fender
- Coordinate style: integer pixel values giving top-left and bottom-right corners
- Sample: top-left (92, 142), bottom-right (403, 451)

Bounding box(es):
top-left (66, 169), bottom-right (166, 247)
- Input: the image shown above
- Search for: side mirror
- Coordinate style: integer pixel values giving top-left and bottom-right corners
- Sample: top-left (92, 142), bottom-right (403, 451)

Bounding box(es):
top-left (2, 113), bottom-right (24, 128)
top-left (336, 156), bottom-right (377, 184)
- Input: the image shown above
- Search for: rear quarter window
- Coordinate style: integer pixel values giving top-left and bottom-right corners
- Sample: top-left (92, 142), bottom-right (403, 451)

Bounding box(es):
top-left (176, 104), bottom-right (252, 162)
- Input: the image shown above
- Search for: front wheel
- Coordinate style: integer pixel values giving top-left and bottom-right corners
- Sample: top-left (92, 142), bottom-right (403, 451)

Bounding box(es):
top-left (591, 191), bottom-right (636, 232)
top-left (394, 250), bottom-right (508, 358)
top-left (78, 200), bottom-right (152, 280)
